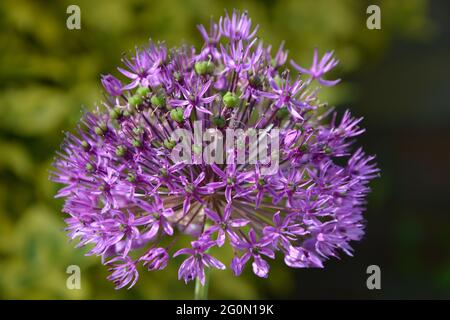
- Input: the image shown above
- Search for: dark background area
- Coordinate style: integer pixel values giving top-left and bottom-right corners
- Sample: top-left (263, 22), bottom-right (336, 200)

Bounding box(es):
top-left (290, 0), bottom-right (450, 299)
top-left (0, 0), bottom-right (448, 299)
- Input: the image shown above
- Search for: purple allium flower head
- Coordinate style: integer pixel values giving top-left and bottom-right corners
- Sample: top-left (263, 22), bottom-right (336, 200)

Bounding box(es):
top-left (51, 10), bottom-right (379, 289)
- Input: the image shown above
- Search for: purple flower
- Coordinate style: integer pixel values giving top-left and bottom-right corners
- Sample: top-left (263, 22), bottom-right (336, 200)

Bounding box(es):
top-left (219, 10), bottom-right (258, 41)
top-left (169, 78), bottom-right (217, 118)
top-left (140, 247), bottom-right (169, 271)
top-left (208, 160), bottom-right (253, 204)
top-left (259, 73), bottom-right (308, 120)
top-left (134, 196), bottom-right (174, 237)
top-left (220, 39), bottom-right (262, 76)
top-left (101, 74), bottom-right (123, 96)
top-left (284, 246), bottom-right (324, 268)
top-left (51, 10), bottom-right (378, 289)
top-left (271, 167), bottom-right (311, 206)
top-left (174, 241), bottom-right (226, 285)
top-left (90, 210), bottom-right (149, 257)
top-left (118, 43), bottom-right (166, 89)
top-left (106, 256), bottom-right (139, 289)
top-left (291, 48), bottom-right (340, 86)
top-left (178, 171), bottom-right (210, 216)
top-left (231, 229), bottom-right (275, 278)
top-left (197, 17), bottom-right (221, 60)
top-left (263, 212), bottom-right (306, 250)
top-left (204, 206), bottom-right (249, 246)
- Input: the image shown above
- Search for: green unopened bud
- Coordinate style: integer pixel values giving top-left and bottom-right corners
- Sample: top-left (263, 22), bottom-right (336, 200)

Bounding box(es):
top-left (194, 61), bottom-right (206, 75)
top-left (85, 163), bottom-right (94, 171)
top-left (128, 95), bottom-right (143, 107)
top-left (323, 145), bottom-right (332, 154)
top-left (94, 127), bottom-right (103, 135)
top-left (205, 61), bottom-right (215, 74)
top-left (127, 172), bottom-right (136, 182)
top-left (136, 86), bottom-right (150, 97)
top-left (163, 138), bottom-right (176, 150)
top-left (151, 93), bottom-right (166, 108)
top-left (132, 138), bottom-right (141, 148)
top-left (109, 106), bottom-right (122, 119)
top-left (223, 91), bottom-right (240, 108)
top-left (94, 122), bottom-right (107, 136)
top-left (213, 116), bottom-right (226, 128)
top-left (115, 145), bottom-right (127, 157)
top-left (276, 106), bottom-right (289, 119)
top-left (170, 107), bottom-right (184, 122)
top-left (195, 61), bottom-right (215, 75)
top-left (81, 140), bottom-right (90, 151)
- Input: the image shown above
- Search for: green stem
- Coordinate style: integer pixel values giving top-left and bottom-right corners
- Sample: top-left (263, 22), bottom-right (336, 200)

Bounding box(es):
top-left (194, 268), bottom-right (210, 300)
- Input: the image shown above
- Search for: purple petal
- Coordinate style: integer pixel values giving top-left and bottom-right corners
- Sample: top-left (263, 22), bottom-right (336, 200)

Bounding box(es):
top-left (252, 255), bottom-right (269, 278)
top-left (170, 99), bottom-right (190, 107)
top-left (229, 219), bottom-right (249, 228)
top-left (203, 254), bottom-right (226, 270)
top-left (230, 252), bottom-right (251, 276)
top-left (117, 67), bottom-right (138, 79)
top-left (318, 78), bottom-right (341, 87)
top-left (225, 186), bottom-right (232, 203)
top-left (183, 105), bottom-right (193, 118)
top-left (162, 218), bottom-right (173, 235)
top-left (210, 164), bottom-right (226, 178)
top-left (173, 248), bottom-right (194, 257)
top-left (183, 197), bottom-right (191, 216)
top-left (204, 208), bottom-right (221, 223)
top-left (290, 60), bottom-right (311, 75)
top-left (196, 105), bottom-right (213, 115)
top-left (216, 229), bottom-right (226, 247)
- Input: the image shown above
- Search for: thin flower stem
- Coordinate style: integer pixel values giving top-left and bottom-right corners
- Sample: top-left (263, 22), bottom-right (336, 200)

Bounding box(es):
top-left (194, 267), bottom-right (210, 300)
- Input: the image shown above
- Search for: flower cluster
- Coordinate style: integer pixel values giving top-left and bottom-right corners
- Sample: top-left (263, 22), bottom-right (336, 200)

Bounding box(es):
top-left (52, 10), bottom-right (378, 289)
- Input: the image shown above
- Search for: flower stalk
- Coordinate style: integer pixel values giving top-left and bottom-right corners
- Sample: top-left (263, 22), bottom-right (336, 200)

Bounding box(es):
top-left (194, 268), bottom-right (210, 300)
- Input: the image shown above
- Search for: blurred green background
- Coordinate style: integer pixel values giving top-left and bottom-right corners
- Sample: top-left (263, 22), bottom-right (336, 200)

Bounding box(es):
top-left (1, 0), bottom-right (449, 299)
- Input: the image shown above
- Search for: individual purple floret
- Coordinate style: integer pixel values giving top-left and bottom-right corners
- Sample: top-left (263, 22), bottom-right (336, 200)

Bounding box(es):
top-left (231, 229), bottom-right (275, 278)
top-left (51, 10), bottom-right (378, 289)
top-left (174, 240), bottom-right (226, 285)
top-left (101, 74), bottom-right (123, 97)
top-left (291, 48), bottom-right (341, 86)
top-left (106, 256), bottom-right (139, 289)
